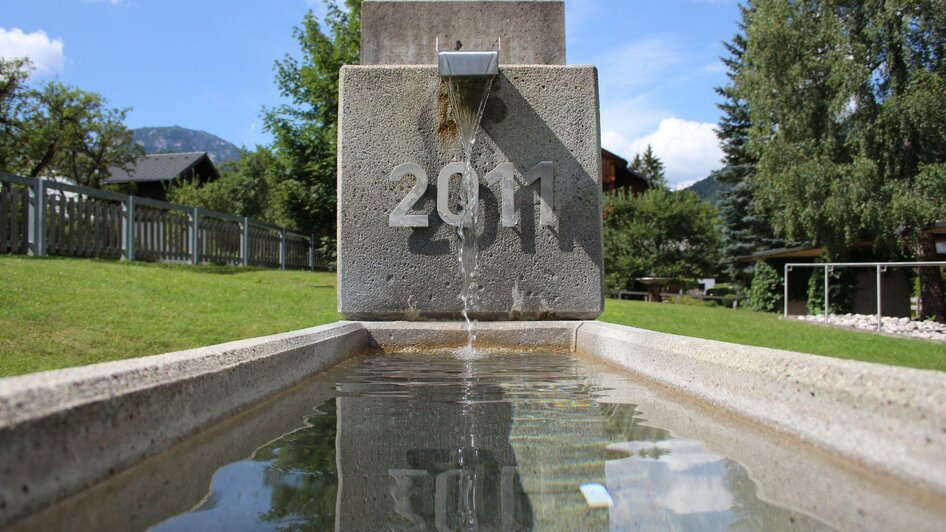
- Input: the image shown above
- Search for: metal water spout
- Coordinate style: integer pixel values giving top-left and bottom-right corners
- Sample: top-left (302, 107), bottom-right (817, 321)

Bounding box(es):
top-left (437, 38), bottom-right (499, 78)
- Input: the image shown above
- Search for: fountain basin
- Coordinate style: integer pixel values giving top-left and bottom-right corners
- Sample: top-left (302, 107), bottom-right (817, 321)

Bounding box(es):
top-left (1, 320), bottom-right (944, 528)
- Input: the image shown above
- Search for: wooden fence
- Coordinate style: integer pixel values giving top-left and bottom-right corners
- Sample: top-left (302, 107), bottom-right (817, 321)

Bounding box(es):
top-left (0, 172), bottom-right (331, 271)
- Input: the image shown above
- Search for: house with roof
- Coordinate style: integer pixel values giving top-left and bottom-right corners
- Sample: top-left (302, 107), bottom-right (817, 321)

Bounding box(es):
top-left (601, 149), bottom-right (650, 195)
top-left (103, 152), bottom-right (219, 202)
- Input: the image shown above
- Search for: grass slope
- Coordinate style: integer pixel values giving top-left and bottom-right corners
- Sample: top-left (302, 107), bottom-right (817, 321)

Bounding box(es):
top-left (1, 256), bottom-right (943, 377)
top-left (0, 256), bottom-right (339, 377)
top-left (601, 299), bottom-right (946, 371)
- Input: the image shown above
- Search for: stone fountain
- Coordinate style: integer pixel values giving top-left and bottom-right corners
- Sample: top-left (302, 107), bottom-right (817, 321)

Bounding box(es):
top-left (337, 0), bottom-right (603, 322)
top-left (1, 1), bottom-right (944, 529)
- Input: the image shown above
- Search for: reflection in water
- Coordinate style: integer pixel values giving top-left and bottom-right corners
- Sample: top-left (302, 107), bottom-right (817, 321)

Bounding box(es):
top-left (154, 399), bottom-right (339, 531)
top-left (153, 352), bottom-right (829, 531)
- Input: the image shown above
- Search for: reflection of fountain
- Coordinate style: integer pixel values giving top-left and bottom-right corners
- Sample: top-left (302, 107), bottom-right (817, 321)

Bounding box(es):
top-left (440, 47), bottom-right (499, 353)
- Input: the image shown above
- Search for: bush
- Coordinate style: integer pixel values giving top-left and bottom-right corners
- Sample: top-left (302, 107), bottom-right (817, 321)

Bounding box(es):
top-left (806, 265), bottom-right (856, 315)
top-left (317, 235), bottom-right (337, 272)
top-left (746, 261), bottom-right (782, 312)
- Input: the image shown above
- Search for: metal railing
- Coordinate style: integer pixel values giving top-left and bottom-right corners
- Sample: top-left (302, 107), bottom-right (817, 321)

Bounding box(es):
top-left (783, 261), bottom-right (946, 331)
top-left (0, 172), bottom-right (330, 270)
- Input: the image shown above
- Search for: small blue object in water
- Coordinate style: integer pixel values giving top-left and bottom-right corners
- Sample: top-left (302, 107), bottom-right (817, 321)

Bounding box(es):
top-left (579, 483), bottom-right (613, 509)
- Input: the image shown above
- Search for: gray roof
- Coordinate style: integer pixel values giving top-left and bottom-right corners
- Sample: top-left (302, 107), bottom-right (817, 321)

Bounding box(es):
top-left (104, 152), bottom-right (217, 184)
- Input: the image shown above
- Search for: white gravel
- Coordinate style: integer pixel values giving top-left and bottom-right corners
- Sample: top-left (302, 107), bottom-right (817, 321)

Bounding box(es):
top-left (796, 313), bottom-right (946, 342)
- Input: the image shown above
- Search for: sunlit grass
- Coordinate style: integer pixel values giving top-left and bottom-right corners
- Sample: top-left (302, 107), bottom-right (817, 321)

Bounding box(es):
top-left (2, 254), bottom-right (942, 378)
top-left (601, 298), bottom-right (946, 372)
top-left (0, 256), bottom-right (339, 377)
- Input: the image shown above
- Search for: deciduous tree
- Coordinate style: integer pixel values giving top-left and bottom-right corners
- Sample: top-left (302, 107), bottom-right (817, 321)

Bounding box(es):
top-left (604, 188), bottom-right (721, 290)
top-left (741, 0), bottom-right (946, 321)
top-left (0, 59), bottom-right (139, 186)
top-left (262, 0), bottom-right (362, 235)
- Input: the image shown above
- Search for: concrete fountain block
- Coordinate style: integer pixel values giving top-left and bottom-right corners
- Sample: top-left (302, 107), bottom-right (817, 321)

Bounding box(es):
top-left (337, 65), bottom-right (603, 320)
top-left (361, 0), bottom-right (565, 66)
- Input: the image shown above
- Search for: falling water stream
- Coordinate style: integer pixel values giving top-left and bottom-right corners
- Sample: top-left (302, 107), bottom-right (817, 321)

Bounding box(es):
top-left (444, 74), bottom-right (495, 355)
top-left (443, 64), bottom-right (497, 531)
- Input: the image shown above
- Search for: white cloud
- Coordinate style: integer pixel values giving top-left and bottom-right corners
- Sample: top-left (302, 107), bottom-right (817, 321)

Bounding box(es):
top-left (657, 474), bottom-right (734, 514)
top-left (592, 35), bottom-right (690, 164)
top-left (627, 117), bottom-right (723, 187)
top-left (84, 0), bottom-right (126, 4)
top-left (673, 179), bottom-right (701, 190)
top-left (0, 28), bottom-right (64, 75)
top-left (600, 94), bottom-right (672, 147)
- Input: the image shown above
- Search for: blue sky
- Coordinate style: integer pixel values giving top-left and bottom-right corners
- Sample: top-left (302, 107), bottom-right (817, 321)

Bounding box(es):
top-left (1, 0), bottom-right (742, 187)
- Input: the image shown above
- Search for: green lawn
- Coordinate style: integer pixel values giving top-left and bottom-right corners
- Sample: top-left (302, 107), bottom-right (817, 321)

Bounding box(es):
top-left (0, 256), bottom-right (340, 377)
top-left (1, 256), bottom-right (943, 377)
top-left (601, 299), bottom-right (946, 371)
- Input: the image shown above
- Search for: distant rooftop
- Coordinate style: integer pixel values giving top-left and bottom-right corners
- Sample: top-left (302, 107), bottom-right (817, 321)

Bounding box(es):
top-left (104, 152), bottom-right (218, 184)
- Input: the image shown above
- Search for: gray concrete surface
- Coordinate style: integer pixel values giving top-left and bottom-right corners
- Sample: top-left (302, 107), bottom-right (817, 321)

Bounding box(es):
top-left (337, 65), bottom-right (603, 320)
top-left (362, 0), bottom-right (565, 65)
top-left (2, 320), bottom-right (945, 527)
top-left (588, 368), bottom-right (946, 531)
top-left (0, 322), bottom-right (367, 526)
top-left (363, 319), bottom-right (577, 351)
top-left (574, 321), bottom-right (946, 498)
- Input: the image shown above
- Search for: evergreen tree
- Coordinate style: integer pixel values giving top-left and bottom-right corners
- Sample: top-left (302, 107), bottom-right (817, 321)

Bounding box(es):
top-left (711, 3), bottom-right (787, 288)
top-left (629, 144), bottom-right (667, 188)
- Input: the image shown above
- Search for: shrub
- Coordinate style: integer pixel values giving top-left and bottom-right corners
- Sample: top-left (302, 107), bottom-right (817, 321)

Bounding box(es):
top-left (806, 265), bottom-right (856, 315)
top-left (317, 235), bottom-right (337, 271)
top-left (603, 189), bottom-right (721, 290)
top-left (746, 261), bottom-right (782, 312)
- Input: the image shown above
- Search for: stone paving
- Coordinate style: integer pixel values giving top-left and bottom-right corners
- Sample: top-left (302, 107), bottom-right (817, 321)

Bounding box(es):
top-left (796, 313), bottom-right (946, 342)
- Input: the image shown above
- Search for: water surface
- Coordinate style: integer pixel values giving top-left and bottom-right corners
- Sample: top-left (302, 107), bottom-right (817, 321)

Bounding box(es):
top-left (150, 351), bottom-right (830, 531)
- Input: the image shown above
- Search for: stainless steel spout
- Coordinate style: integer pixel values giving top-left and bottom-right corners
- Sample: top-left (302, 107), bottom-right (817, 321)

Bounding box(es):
top-left (436, 37), bottom-right (500, 78)
top-left (438, 50), bottom-right (499, 77)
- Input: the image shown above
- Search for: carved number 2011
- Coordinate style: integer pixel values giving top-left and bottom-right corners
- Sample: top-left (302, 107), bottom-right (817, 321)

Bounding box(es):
top-left (388, 162), bottom-right (553, 228)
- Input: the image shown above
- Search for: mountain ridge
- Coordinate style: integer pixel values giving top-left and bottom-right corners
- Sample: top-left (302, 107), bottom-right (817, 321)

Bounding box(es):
top-left (132, 126), bottom-right (241, 163)
top-left (683, 174), bottom-right (731, 206)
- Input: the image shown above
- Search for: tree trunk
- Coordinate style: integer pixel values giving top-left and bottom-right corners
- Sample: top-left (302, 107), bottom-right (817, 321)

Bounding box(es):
top-left (917, 233), bottom-right (946, 323)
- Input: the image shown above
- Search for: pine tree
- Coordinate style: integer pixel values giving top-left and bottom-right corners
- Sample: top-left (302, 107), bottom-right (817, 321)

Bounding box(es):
top-left (711, 3), bottom-right (786, 288)
top-left (629, 144), bottom-right (667, 188)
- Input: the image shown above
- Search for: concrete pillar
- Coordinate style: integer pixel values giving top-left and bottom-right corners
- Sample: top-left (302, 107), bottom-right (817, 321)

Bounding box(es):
top-left (123, 195), bottom-right (136, 261)
top-left (241, 217), bottom-right (250, 267)
top-left (361, 0), bottom-right (565, 65)
top-left (279, 227), bottom-right (286, 270)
